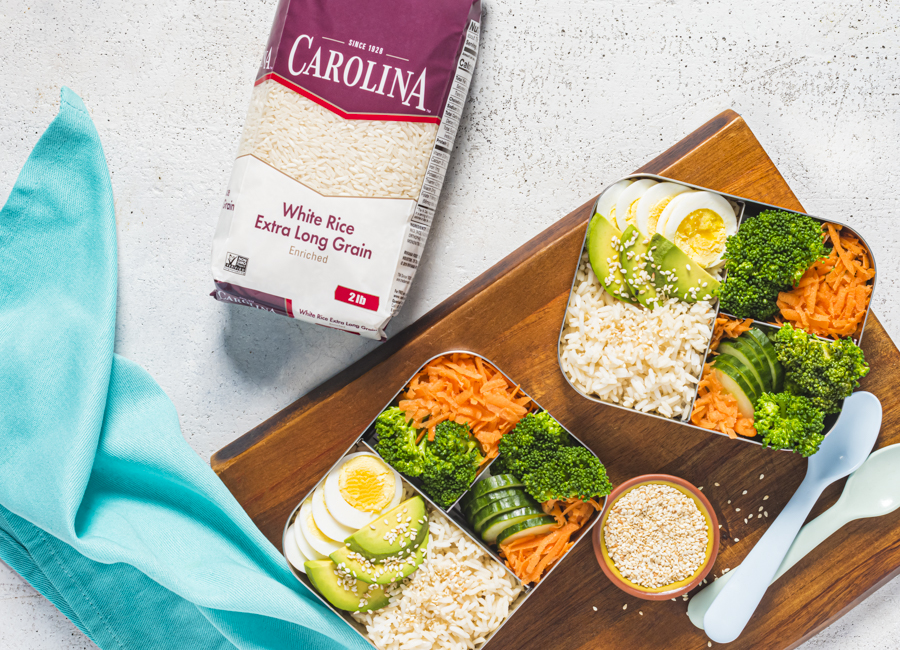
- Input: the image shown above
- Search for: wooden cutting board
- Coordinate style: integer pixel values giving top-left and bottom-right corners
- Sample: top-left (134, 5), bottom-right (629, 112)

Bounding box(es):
top-left (211, 110), bottom-right (900, 650)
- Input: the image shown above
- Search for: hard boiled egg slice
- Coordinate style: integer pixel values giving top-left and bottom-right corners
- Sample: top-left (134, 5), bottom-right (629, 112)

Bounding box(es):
top-left (293, 500), bottom-right (327, 561)
top-left (661, 191), bottom-right (738, 268)
top-left (615, 179), bottom-right (657, 233)
top-left (635, 182), bottom-right (692, 238)
top-left (297, 497), bottom-right (343, 558)
top-left (312, 482), bottom-right (355, 543)
top-left (595, 179), bottom-right (633, 223)
top-left (284, 524), bottom-right (309, 573)
top-left (324, 452), bottom-right (402, 529)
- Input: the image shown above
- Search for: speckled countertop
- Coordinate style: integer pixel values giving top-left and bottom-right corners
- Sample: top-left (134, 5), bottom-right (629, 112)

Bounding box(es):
top-left (2, 0), bottom-right (899, 648)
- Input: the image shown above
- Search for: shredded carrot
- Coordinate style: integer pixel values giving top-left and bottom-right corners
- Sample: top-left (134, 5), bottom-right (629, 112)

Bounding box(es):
top-left (709, 316), bottom-right (754, 353)
top-left (775, 223), bottom-right (874, 339)
top-left (498, 498), bottom-right (600, 585)
top-left (690, 363), bottom-right (756, 439)
top-left (398, 354), bottom-right (534, 461)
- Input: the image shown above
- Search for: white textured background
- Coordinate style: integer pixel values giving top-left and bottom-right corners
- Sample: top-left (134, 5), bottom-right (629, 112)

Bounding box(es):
top-left (1, 0), bottom-right (899, 648)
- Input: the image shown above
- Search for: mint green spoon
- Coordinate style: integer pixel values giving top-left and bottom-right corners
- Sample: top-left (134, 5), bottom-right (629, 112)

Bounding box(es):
top-left (689, 439), bottom-right (900, 630)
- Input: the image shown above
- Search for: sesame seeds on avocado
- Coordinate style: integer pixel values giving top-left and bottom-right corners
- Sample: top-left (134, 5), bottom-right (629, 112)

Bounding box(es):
top-left (618, 224), bottom-right (660, 309)
top-left (330, 532), bottom-right (429, 585)
top-left (648, 233), bottom-right (721, 303)
top-left (343, 496), bottom-right (428, 561)
top-left (304, 559), bottom-right (390, 612)
top-left (587, 214), bottom-right (638, 305)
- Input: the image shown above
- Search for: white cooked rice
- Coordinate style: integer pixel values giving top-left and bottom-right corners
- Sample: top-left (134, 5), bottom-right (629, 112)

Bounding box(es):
top-left (351, 508), bottom-right (522, 650)
top-left (559, 253), bottom-right (715, 419)
top-left (237, 79), bottom-right (438, 199)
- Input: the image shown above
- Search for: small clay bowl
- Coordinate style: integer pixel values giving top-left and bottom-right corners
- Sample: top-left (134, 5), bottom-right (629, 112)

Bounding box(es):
top-left (593, 474), bottom-right (719, 600)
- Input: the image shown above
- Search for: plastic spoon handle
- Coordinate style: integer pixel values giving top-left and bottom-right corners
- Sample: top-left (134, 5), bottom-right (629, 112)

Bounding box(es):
top-left (703, 472), bottom-right (825, 643)
top-left (688, 505), bottom-right (856, 628)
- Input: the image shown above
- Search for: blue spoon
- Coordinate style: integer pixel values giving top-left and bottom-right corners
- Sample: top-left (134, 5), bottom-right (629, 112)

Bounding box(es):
top-left (703, 392), bottom-right (882, 643)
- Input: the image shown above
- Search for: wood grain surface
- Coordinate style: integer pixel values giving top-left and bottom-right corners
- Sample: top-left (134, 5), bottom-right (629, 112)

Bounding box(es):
top-left (212, 110), bottom-right (900, 650)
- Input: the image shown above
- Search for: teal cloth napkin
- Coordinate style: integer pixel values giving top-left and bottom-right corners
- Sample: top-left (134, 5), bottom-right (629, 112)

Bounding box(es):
top-left (0, 88), bottom-right (368, 650)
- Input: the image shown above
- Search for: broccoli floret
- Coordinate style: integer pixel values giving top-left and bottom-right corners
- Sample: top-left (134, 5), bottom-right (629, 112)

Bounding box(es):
top-left (525, 446), bottom-right (614, 502)
top-left (720, 210), bottom-right (827, 319)
top-left (773, 323), bottom-right (870, 414)
top-left (495, 412), bottom-right (612, 503)
top-left (493, 411), bottom-right (568, 477)
top-left (374, 407), bottom-right (425, 477)
top-left (717, 275), bottom-right (781, 321)
top-left (419, 421), bottom-right (483, 508)
top-left (754, 392), bottom-right (826, 456)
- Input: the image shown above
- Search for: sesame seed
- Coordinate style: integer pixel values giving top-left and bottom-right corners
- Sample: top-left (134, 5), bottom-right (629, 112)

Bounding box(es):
top-left (744, 519), bottom-right (747, 524)
top-left (639, 611), bottom-right (643, 615)
top-left (759, 474), bottom-right (765, 480)
top-left (593, 606), bottom-right (597, 611)
top-left (714, 483), bottom-right (720, 487)
top-left (764, 511), bottom-right (768, 517)
top-left (736, 508), bottom-right (741, 512)
top-left (763, 495), bottom-right (769, 500)
top-left (759, 506), bottom-right (764, 512)
top-left (742, 490), bottom-right (747, 495)
top-left (748, 514), bottom-right (754, 519)
top-left (734, 538), bottom-right (739, 542)
top-left (623, 604), bottom-right (628, 610)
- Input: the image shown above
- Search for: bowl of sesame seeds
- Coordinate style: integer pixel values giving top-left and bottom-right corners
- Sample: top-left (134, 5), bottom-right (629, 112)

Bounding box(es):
top-left (593, 474), bottom-right (719, 600)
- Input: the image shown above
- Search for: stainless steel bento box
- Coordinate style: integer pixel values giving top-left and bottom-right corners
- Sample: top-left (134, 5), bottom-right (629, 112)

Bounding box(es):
top-left (282, 351), bottom-right (606, 650)
top-left (557, 174), bottom-right (877, 446)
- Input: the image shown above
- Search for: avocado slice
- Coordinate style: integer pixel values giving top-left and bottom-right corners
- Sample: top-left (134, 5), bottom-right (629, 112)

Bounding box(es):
top-left (343, 496), bottom-right (428, 561)
top-left (718, 338), bottom-right (771, 393)
top-left (305, 560), bottom-right (390, 612)
top-left (587, 214), bottom-right (638, 304)
top-left (648, 234), bottom-right (721, 303)
top-left (618, 225), bottom-right (660, 309)
top-left (330, 532), bottom-right (429, 585)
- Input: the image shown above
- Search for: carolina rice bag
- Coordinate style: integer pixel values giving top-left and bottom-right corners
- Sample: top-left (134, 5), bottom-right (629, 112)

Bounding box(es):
top-left (211, 0), bottom-right (481, 339)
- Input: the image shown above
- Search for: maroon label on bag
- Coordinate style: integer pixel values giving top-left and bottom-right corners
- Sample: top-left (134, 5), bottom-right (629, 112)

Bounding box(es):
top-left (257, 0), bottom-right (480, 122)
top-left (211, 281), bottom-right (293, 317)
top-left (334, 285), bottom-right (380, 311)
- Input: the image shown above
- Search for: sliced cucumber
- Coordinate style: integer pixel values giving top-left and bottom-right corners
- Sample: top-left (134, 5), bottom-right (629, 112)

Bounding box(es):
top-left (482, 508), bottom-right (549, 545)
top-left (495, 516), bottom-right (560, 546)
top-left (744, 328), bottom-right (783, 391)
top-left (473, 496), bottom-right (540, 535)
top-left (463, 488), bottom-right (526, 521)
top-left (712, 360), bottom-right (757, 419)
top-left (462, 474), bottom-right (525, 508)
top-left (718, 339), bottom-right (770, 393)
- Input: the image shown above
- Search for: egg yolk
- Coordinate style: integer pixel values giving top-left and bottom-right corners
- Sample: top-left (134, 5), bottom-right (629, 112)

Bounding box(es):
top-left (338, 456), bottom-right (395, 512)
top-left (625, 200), bottom-right (640, 227)
top-left (305, 511), bottom-right (330, 542)
top-left (673, 209), bottom-right (726, 267)
top-left (647, 197), bottom-right (673, 235)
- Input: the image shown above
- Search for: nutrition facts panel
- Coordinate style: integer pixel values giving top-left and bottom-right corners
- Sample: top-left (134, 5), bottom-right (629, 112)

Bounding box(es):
top-left (411, 19), bottom-right (480, 229)
top-left (393, 19), bottom-right (480, 315)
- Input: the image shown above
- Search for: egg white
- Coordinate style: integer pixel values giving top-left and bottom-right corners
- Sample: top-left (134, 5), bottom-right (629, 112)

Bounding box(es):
top-left (293, 500), bottom-right (327, 561)
top-left (284, 524), bottom-right (309, 573)
top-left (661, 191), bottom-right (738, 267)
top-left (297, 498), bottom-right (342, 558)
top-left (324, 452), bottom-right (403, 529)
top-left (595, 179), bottom-right (633, 224)
top-left (655, 191), bottom-right (693, 238)
top-left (312, 482), bottom-right (356, 543)
top-left (615, 179), bottom-right (657, 233)
top-left (635, 182), bottom-right (691, 238)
